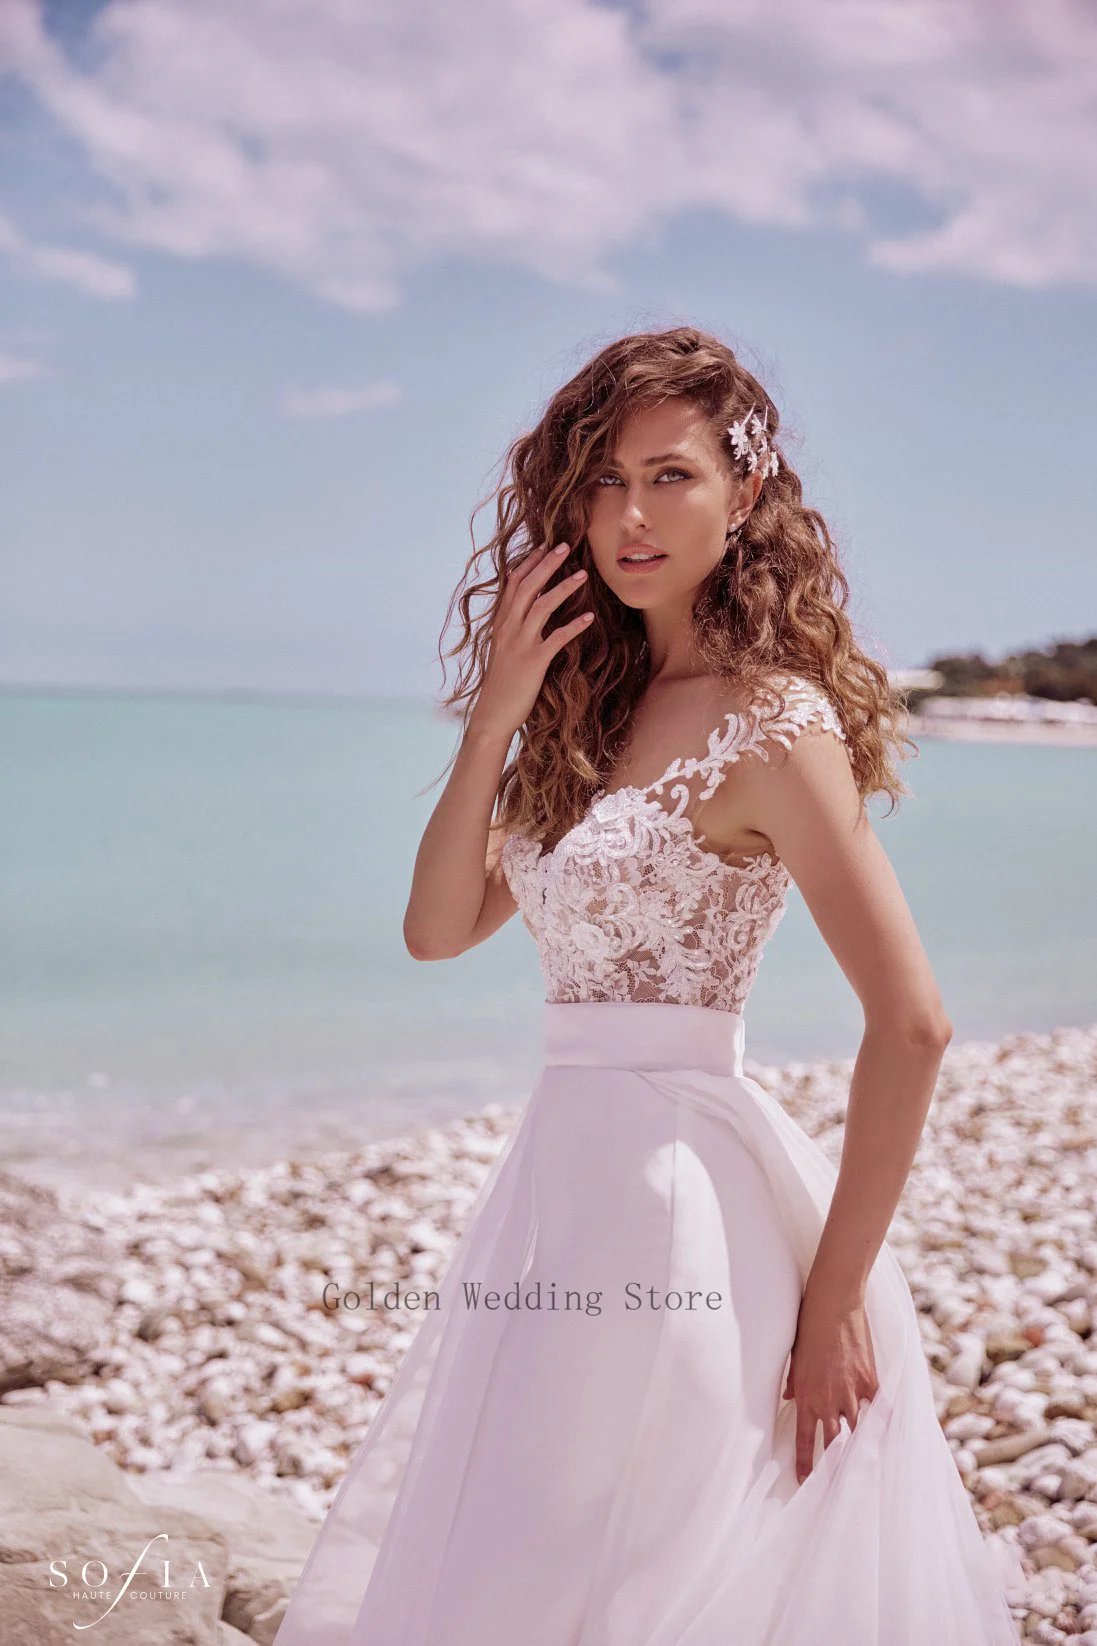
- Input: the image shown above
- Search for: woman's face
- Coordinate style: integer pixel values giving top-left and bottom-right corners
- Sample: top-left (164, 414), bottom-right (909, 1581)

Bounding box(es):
top-left (584, 398), bottom-right (754, 612)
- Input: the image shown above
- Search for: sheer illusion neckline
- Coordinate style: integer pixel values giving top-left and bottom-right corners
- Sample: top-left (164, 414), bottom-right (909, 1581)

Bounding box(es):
top-left (534, 704), bottom-right (774, 872)
top-left (502, 675), bottom-right (847, 1017)
top-left (594, 703), bottom-right (748, 804)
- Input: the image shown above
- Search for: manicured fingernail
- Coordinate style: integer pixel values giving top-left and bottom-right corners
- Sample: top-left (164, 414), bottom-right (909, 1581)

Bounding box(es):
top-left (554, 542), bottom-right (569, 553)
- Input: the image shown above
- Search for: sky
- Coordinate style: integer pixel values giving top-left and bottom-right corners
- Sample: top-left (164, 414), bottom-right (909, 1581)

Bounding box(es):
top-left (1, 0), bottom-right (1095, 699)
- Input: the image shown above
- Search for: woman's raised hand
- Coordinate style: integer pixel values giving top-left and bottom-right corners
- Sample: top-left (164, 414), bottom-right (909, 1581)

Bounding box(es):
top-left (470, 542), bottom-right (594, 739)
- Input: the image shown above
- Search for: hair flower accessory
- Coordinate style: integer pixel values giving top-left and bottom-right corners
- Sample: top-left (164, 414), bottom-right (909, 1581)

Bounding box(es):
top-left (726, 405), bottom-right (779, 479)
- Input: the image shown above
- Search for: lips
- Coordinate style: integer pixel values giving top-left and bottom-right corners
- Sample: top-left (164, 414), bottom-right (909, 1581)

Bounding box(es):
top-left (617, 543), bottom-right (667, 566)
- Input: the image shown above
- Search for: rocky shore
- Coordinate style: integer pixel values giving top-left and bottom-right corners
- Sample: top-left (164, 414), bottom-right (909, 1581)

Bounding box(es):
top-left (2, 1023), bottom-right (1096, 1642)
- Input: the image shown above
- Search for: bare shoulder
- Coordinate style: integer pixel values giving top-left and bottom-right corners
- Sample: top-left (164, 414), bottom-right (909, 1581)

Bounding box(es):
top-left (691, 671), bottom-right (851, 860)
top-left (729, 671), bottom-right (861, 844)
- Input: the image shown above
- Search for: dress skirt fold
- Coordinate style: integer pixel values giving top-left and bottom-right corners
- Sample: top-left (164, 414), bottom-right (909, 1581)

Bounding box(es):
top-left (274, 1000), bottom-right (1024, 1646)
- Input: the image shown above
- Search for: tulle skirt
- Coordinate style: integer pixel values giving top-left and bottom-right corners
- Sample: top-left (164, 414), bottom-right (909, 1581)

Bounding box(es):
top-left (274, 1000), bottom-right (1024, 1645)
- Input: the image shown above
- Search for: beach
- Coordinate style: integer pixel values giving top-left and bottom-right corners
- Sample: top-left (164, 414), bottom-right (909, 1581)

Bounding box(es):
top-left (4, 1022), bottom-right (1097, 1642)
top-left (907, 696), bottom-right (1097, 747)
top-left (909, 715), bottom-right (1097, 748)
top-left (3, 691), bottom-right (1097, 1639)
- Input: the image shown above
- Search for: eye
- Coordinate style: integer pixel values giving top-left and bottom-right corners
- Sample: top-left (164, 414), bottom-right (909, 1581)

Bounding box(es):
top-left (594, 472), bottom-right (624, 487)
top-left (655, 467), bottom-right (689, 482)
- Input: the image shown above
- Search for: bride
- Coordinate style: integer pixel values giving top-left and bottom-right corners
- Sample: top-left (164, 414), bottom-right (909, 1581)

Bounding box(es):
top-left (274, 325), bottom-right (1023, 1644)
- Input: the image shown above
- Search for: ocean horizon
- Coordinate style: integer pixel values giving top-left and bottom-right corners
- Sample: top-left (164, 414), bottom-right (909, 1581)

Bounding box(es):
top-left (2, 687), bottom-right (1094, 1187)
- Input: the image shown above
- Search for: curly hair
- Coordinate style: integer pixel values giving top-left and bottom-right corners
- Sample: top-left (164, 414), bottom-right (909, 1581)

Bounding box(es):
top-left (437, 325), bottom-right (912, 844)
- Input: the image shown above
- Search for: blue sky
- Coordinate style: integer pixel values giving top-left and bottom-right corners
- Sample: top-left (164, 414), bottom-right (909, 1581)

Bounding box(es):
top-left (2, 0), bottom-right (1095, 698)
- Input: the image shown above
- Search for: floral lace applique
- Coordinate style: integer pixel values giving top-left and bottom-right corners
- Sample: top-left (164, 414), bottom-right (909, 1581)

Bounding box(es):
top-left (501, 674), bottom-right (848, 1016)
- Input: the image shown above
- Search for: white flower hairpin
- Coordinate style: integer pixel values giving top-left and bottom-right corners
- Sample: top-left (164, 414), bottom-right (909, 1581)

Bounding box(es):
top-left (726, 406), bottom-right (780, 479)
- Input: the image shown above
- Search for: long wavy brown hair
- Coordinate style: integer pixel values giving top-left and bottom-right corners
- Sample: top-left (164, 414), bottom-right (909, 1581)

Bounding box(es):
top-left (437, 325), bottom-right (912, 843)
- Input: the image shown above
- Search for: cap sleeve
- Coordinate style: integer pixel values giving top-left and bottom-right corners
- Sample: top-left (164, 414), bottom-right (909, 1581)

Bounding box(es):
top-left (721, 673), bottom-right (849, 774)
top-left (761, 673), bottom-right (846, 746)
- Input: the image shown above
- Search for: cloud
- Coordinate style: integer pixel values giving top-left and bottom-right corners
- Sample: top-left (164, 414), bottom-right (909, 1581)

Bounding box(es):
top-left (1, 0), bottom-right (1095, 304)
top-left (0, 208), bottom-right (135, 299)
top-left (0, 323), bottom-right (56, 384)
top-left (279, 379), bottom-right (403, 419)
top-left (0, 350), bottom-right (49, 385)
top-left (639, 0), bottom-right (1097, 286)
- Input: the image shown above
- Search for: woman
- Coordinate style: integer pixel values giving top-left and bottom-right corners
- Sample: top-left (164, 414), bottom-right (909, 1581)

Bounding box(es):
top-left (274, 327), bottom-right (1024, 1644)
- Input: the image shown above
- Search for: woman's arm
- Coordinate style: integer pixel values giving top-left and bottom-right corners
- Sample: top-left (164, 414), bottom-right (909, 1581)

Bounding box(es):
top-left (403, 721), bottom-right (518, 960)
top-left (403, 540), bottom-right (592, 960)
top-left (737, 725), bottom-right (952, 1480)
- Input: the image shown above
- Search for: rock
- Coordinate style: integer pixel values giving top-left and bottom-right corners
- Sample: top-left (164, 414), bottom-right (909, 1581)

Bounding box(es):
top-left (1017, 1513), bottom-right (1076, 1552)
top-left (199, 1380), bottom-right (234, 1425)
top-left (989, 1496), bottom-right (1028, 1528)
top-left (1059, 1456), bottom-right (1097, 1501)
top-left (0, 1406), bottom-right (226, 1641)
top-left (0, 1171), bottom-right (119, 1394)
top-left (1027, 1623), bottom-right (1067, 1645)
top-left (1032, 1537), bottom-right (1088, 1572)
top-left (137, 1306), bottom-right (176, 1343)
top-left (1015, 1443), bottom-right (1073, 1488)
top-left (985, 1331), bottom-right (1032, 1364)
top-left (1047, 1417), bottom-right (1096, 1456)
top-left (0, 1406), bottom-right (322, 1642)
top-left (945, 1411), bottom-right (995, 1442)
top-left (232, 1422), bottom-right (276, 1467)
top-left (119, 1276), bottom-right (159, 1308)
top-left (223, 1582), bottom-right (290, 1646)
top-left (1046, 1390), bottom-right (1088, 1420)
top-left (102, 1377), bottom-right (141, 1415)
top-left (1028, 1271), bottom-right (1075, 1306)
top-left (946, 1331), bottom-right (986, 1391)
top-left (129, 1469), bottom-right (317, 1646)
top-left (1060, 1299), bottom-right (1093, 1337)
top-left (974, 1426), bottom-right (1052, 1467)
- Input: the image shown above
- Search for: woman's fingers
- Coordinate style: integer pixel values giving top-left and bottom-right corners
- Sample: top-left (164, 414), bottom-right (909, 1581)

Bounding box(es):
top-left (505, 539), bottom-right (550, 588)
top-left (543, 610), bottom-right (596, 658)
top-left (526, 567), bottom-right (588, 632)
top-left (507, 541), bottom-right (573, 618)
top-left (793, 1397), bottom-right (862, 1484)
top-left (506, 539), bottom-right (553, 586)
top-left (474, 541), bottom-right (590, 732)
top-left (794, 1412), bottom-right (818, 1485)
top-left (822, 1412), bottom-right (844, 1449)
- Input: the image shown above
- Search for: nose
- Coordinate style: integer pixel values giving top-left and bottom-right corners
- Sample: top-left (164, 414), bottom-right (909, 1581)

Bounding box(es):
top-left (621, 485), bottom-right (649, 530)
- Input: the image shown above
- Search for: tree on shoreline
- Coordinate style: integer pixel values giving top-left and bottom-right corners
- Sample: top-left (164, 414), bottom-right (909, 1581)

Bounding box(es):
top-left (924, 637), bottom-right (1097, 704)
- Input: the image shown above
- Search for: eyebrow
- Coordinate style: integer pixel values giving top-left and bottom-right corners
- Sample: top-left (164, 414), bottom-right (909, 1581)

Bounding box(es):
top-left (604, 450), bottom-right (691, 468)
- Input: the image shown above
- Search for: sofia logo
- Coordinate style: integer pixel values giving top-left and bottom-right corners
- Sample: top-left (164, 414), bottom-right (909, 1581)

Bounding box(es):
top-left (48, 1532), bottom-right (212, 1629)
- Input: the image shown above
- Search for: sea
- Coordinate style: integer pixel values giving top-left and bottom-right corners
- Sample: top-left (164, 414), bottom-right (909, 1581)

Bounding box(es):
top-left (2, 690), bottom-right (1094, 1187)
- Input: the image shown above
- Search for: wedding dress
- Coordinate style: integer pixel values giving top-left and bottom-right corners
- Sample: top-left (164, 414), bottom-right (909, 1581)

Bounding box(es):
top-left (274, 672), bottom-right (1024, 1645)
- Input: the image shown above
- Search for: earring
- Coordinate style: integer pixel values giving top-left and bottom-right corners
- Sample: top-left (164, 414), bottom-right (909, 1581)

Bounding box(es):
top-left (724, 522), bottom-right (742, 547)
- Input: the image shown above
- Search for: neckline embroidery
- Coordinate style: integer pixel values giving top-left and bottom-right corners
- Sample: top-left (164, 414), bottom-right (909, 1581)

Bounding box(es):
top-left (525, 787), bottom-right (781, 876)
top-left (596, 703), bottom-right (753, 804)
top-left (509, 674), bottom-right (841, 873)
top-left (528, 699), bottom-right (763, 869)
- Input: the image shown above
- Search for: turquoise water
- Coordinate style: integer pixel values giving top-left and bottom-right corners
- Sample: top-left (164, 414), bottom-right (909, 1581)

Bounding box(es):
top-left (2, 691), bottom-right (1094, 1182)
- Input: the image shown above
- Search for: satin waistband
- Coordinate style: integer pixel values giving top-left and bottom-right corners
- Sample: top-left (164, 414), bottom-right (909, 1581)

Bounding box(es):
top-left (541, 1001), bottom-right (746, 1076)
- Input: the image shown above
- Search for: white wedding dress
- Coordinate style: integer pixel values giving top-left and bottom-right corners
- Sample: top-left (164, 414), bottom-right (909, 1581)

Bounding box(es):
top-left (274, 673), bottom-right (1024, 1645)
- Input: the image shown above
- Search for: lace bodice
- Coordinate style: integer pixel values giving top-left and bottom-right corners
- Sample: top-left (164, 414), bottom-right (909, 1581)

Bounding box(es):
top-left (500, 674), bottom-right (850, 1016)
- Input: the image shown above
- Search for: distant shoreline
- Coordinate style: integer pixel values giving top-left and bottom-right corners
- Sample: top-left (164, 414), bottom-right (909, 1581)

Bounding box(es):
top-left (907, 714), bottom-right (1097, 747)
